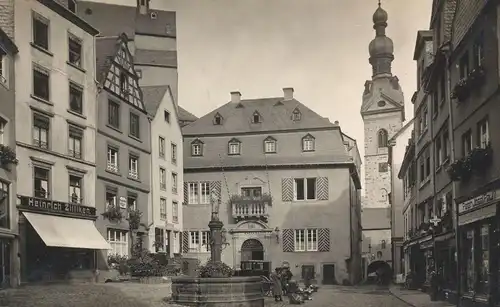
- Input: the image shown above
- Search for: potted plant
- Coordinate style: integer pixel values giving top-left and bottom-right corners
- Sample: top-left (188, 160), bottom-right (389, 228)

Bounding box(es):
top-left (102, 205), bottom-right (123, 222)
top-left (469, 144), bottom-right (493, 174)
top-left (128, 209), bottom-right (142, 230)
top-left (447, 159), bottom-right (471, 182)
top-left (451, 78), bottom-right (470, 102)
top-left (0, 144), bottom-right (18, 166)
top-left (468, 65), bottom-right (486, 88)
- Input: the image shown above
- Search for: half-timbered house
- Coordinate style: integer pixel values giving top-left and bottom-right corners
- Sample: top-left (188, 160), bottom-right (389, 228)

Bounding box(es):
top-left (94, 33), bottom-right (151, 265)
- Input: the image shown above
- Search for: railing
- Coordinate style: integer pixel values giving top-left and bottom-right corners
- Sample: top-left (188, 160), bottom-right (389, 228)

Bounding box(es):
top-left (69, 149), bottom-right (82, 159)
top-left (231, 197), bottom-right (270, 219)
top-left (33, 139), bottom-right (48, 149)
top-left (69, 194), bottom-right (83, 204)
top-left (128, 170), bottom-right (138, 179)
top-left (107, 162), bottom-right (118, 173)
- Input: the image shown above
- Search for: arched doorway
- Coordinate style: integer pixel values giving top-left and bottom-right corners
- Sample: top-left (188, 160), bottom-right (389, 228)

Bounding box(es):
top-left (367, 260), bottom-right (392, 285)
top-left (241, 239), bottom-right (264, 261)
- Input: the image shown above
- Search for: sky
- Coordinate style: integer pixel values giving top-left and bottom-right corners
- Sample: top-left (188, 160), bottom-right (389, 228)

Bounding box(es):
top-left (95, 0), bottom-right (432, 163)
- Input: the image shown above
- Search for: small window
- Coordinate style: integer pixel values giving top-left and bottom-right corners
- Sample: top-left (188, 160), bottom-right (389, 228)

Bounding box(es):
top-left (108, 100), bottom-right (120, 128)
top-left (477, 119), bottom-right (489, 149)
top-left (191, 140), bottom-right (203, 156)
top-left (294, 178), bottom-right (316, 201)
top-left (67, 0), bottom-right (77, 13)
top-left (33, 66), bottom-right (50, 101)
top-left (159, 168), bottom-right (166, 190)
top-left (462, 130), bottom-right (472, 156)
top-left (473, 32), bottom-right (484, 68)
top-left (107, 146), bottom-right (119, 172)
top-left (228, 139), bottom-right (241, 155)
top-left (172, 201), bottom-right (179, 223)
top-left (68, 125), bottom-right (83, 159)
top-left (377, 101), bottom-right (386, 107)
top-left (302, 135), bottom-right (315, 152)
top-left (459, 52), bottom-right (469, 79)
top-left (32, 14), bottom-right (49, 50)
top-left (34, 167), bottom-right (50, 199)
top-left (160, 198), bottom-right (167, 220)
top-left (68, 35), bottom-right (82, 67)
top-left (129, 112), bottom-right (140, 139)
top-left (214, 114), bottom-right (222, 125)
top-left (69, 175), bottom-right (82, 204)
top-left (136, 69), bottom-right (142, 79)
top-left (69, 82), bottom-right (83, 114)
top-left (106, 190), bottom-right (117, 208)
top-left (264, 138), bottom-right (277, 153)
top-left (292, 109), bottom-right (301, 121)
top-left (171, 143), bottom-right (177, 164)
top-left (252, 112), bottom-right (261, 124)
top-left (0, 120), bottom-right (5, 145)
top-left (0, 53), bottom-right (7, 86)
top-left (127, 194), bottom-right (137, 210)
top-left (150, 12), bottom-right (157, 19)
top-left (164, 110), bottom-right (170, 123)
top-left (378, 129), bottom-right (388, 148)
top-left (128, 155), bottom-right (139, 179)
top-left (171, 172), bottom-right (178, 193)
top-left (119, 72), bottom-right (128, 95)
top-left (33, 114), bottom-right (49, 149)
top-left (159, 137), bottom-right (165, 158)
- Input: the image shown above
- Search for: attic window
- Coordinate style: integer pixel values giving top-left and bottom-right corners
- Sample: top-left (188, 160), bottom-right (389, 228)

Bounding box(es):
top-left (150, 12), bottom-right (157, 19)
top-left (292, 109), bottom-right (301, 121)
top-left (213, 113), bottom-right (223, 125)
top-left (164, 110), bottom-right (170, 123)
top-left (252, 112), bottom-right (261, 124)
top-left (119, 72), bottom-right (128, 94)
top-left (378, 101), bottom-right (386, 107)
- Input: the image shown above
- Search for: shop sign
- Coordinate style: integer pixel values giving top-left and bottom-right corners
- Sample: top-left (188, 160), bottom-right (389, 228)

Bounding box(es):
top-left (119, 197), bottom-right (127, 209)
top-left (18, 196), bottom-right (96, 217)
top-left (458, 190), bottom-right (498, 214)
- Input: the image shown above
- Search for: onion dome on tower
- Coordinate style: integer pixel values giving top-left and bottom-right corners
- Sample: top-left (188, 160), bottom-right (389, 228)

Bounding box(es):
top-left (368, 1), bottom-right (394, 78)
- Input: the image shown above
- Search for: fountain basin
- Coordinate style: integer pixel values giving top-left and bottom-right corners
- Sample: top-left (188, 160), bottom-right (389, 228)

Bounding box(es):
top-left (171, 276), bottom-right (264, 307)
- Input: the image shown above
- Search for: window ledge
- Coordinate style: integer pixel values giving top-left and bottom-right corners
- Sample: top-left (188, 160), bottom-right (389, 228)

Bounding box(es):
top-left (302, 149), bottom-right (315, 153)
top-left (228, 153), bottom-right (241, 156)
top-left (30, 94), bottom-right (54, 106)
top-left (419, 177), bottom-right (431, 190)
top-left (129, 134), bottom-right (142, 142)
top-left (66, 61), bottom-right (86, 73)
top-left (106, 124), bottom-right (123, 134)
top-left (67, 109), bottom-right (87, 119)
top-left (105, 169), bottom-right (121, 177)
top-left (30, 43), bottom-right (53, 57)
top-left (127, 176), bottom-right (141, 183)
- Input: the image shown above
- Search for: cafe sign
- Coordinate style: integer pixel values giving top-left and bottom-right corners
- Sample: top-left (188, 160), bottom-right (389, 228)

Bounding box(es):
top-left (18, 196), bottom-right (96, 218)
top-left (458, 190), bottom-right (499, 214)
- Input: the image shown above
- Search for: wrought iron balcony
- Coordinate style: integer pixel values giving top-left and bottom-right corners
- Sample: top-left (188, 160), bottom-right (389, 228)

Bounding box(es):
top-left (230, 194), bottom-right (272, 221)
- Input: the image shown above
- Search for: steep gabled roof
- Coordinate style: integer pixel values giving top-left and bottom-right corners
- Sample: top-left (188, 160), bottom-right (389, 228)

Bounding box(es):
top-left (142, 85), bottom-right (169, 117)
top-left (178, 106), bottom-right (198, 123)
top-left (95, 36), bottom-right (121, 83)
top-left (182, 97), bottom-right (336, 136)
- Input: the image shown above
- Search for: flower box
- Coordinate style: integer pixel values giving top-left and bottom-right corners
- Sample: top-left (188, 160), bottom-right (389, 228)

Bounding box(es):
top-left (128, 209), bottom-right (142, 230)
top-left (102, 205), bottom-right (123, 222)
top-left (447, 159), bottom-right (471, 182)
top-left (469, 144), bottom-right (493, 175)
top-left (0, 144), bottom-right (18, 166)
top-left (451, 78), bottom-right (470, 102)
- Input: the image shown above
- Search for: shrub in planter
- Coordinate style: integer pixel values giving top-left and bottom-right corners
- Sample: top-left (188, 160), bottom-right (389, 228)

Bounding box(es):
top-left (451, 78), bottom-right (470, 101)
top-left (0, 144), bottom-right (18, 166)
top-left (197, 260), bottom-right (234, 278)
top-left (128, 209), bottom-right (142, 230)
top-left (108, 254), bottom-right (130, 275)
top-left (469, 145), bottom-right (493, 175)
top-left (102, 205), bottom-right (123, 222)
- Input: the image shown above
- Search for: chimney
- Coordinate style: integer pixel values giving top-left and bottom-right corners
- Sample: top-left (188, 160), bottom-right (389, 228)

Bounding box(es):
top-left (230, 91), bottom-right (241, 103)
top-left (283, 87), bottom-right (294, 100)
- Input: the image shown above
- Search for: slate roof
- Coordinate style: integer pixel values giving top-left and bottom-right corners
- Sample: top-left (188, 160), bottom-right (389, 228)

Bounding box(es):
top-left (178, 107), bottom-right (198, 123)
top-left (182, 98), bottom-right (336, 136)
top-left (134, 49), bottom-right (177, 67)
top-left (76, 1), bottom-right (176, 38)
top-left (142, 85), bottom-right (169, 117)
top-left (362, 207), bottom-right (391, 230)
top-left (451, 0), bottom-right (487, 48)
top-left (95, 36), bottom-right (122, 83)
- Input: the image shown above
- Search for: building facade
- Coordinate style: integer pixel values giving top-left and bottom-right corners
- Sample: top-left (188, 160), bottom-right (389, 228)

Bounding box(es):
top-left (94, 33), bottom-right (151, 262)
top-left (142, 85), bottom-right (184, 256)
top-left (0, 27), bottom-right (18, 287)
top-left (182, 88), bottom-right (362, 285)
top-left (11, 0), bottom-right (111, 283)
top-left (360, 3), bottom-right (405, 280)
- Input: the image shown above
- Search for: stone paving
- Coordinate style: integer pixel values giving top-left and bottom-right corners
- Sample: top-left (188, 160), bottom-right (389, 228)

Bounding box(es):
top-left (389, 285), bottom-right (454, 307)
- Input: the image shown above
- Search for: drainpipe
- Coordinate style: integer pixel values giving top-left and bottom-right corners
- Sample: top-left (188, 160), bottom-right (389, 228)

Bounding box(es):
top-left (148, 117), bottom-right (155, 253)
top-left (443, 44), bottom-right (460, 306)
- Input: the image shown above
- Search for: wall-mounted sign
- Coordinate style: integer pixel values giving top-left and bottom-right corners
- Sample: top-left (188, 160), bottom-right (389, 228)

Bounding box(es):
top-left (458, 190), bottom-right (498, 214)
top-left (18, 196), bottom-right (96, 218)
top-left (119, 197), bottom-right (127, 209)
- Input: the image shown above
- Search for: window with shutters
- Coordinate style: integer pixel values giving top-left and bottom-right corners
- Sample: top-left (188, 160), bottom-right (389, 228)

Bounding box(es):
top-left (294, 228), bottom-right (318, 252)
top-left (294, 178), bottom-right (316, 201)
top-left (188, 182), bottom-right (210, 204)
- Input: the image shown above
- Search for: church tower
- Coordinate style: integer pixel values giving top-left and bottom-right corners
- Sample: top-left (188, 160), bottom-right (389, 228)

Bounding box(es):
top-left (361, 3), bottom-right (404, 209)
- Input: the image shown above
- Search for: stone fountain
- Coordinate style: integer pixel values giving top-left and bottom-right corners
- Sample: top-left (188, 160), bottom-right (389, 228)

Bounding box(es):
top-left (170, 192), bottom-right (264, 306)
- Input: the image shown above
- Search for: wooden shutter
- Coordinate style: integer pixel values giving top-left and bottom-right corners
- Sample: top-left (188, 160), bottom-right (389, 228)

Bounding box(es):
top-left (318, 228), bottom-right (330, 252)
top-left (183, 182), bottom-right (189, 205)
top-left (282, 178), bottom-right (293, 201)
top-left (209, 181), bottom-right (222, 201)
top-left (182, 231), bottom-right (189, 253)
top-left (282, 229), bottom-right (294, 252)
top-left (316, 177), bottom-right (329, 200)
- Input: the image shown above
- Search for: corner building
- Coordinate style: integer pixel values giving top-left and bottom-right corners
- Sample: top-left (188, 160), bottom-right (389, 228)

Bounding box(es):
top-left (182, 88), bottom-right (362, 285)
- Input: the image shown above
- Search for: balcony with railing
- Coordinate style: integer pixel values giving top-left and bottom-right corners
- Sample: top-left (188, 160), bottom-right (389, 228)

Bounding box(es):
top-left (230, 194), bottom-right (272, 222)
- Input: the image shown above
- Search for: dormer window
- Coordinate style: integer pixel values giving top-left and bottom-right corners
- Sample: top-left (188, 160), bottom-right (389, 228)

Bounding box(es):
top-left (228, 138), bottom-right (241, 155)
top-left (377, 101), bottom-right (386, 107)
top-left (264, 136), bottom-right (277, 153)
top-left (191, 139), bottom-right (204, 156)
top-left (302, 134), bottom-right (315, 152)
top-left (252, 111), bottom-right (261, 124)
top-left (292, 108), bottom-right (301, 121)
top-left (68, 0), bottom-right (76, 13)
top-left (213, 113), bottom-right (223, 125)
top-left (150, 12), bottom-right (157, 19)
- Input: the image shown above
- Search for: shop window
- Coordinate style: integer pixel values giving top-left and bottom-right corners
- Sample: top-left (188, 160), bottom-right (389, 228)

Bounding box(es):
top-left (477, 224), bottom-right (489, 295)
top-left (107, 229), bottom-right (128, 257)
top-left (463, 229), bottom-right (475, 293)
top-left (34, 167), bottom-right (50, 199)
